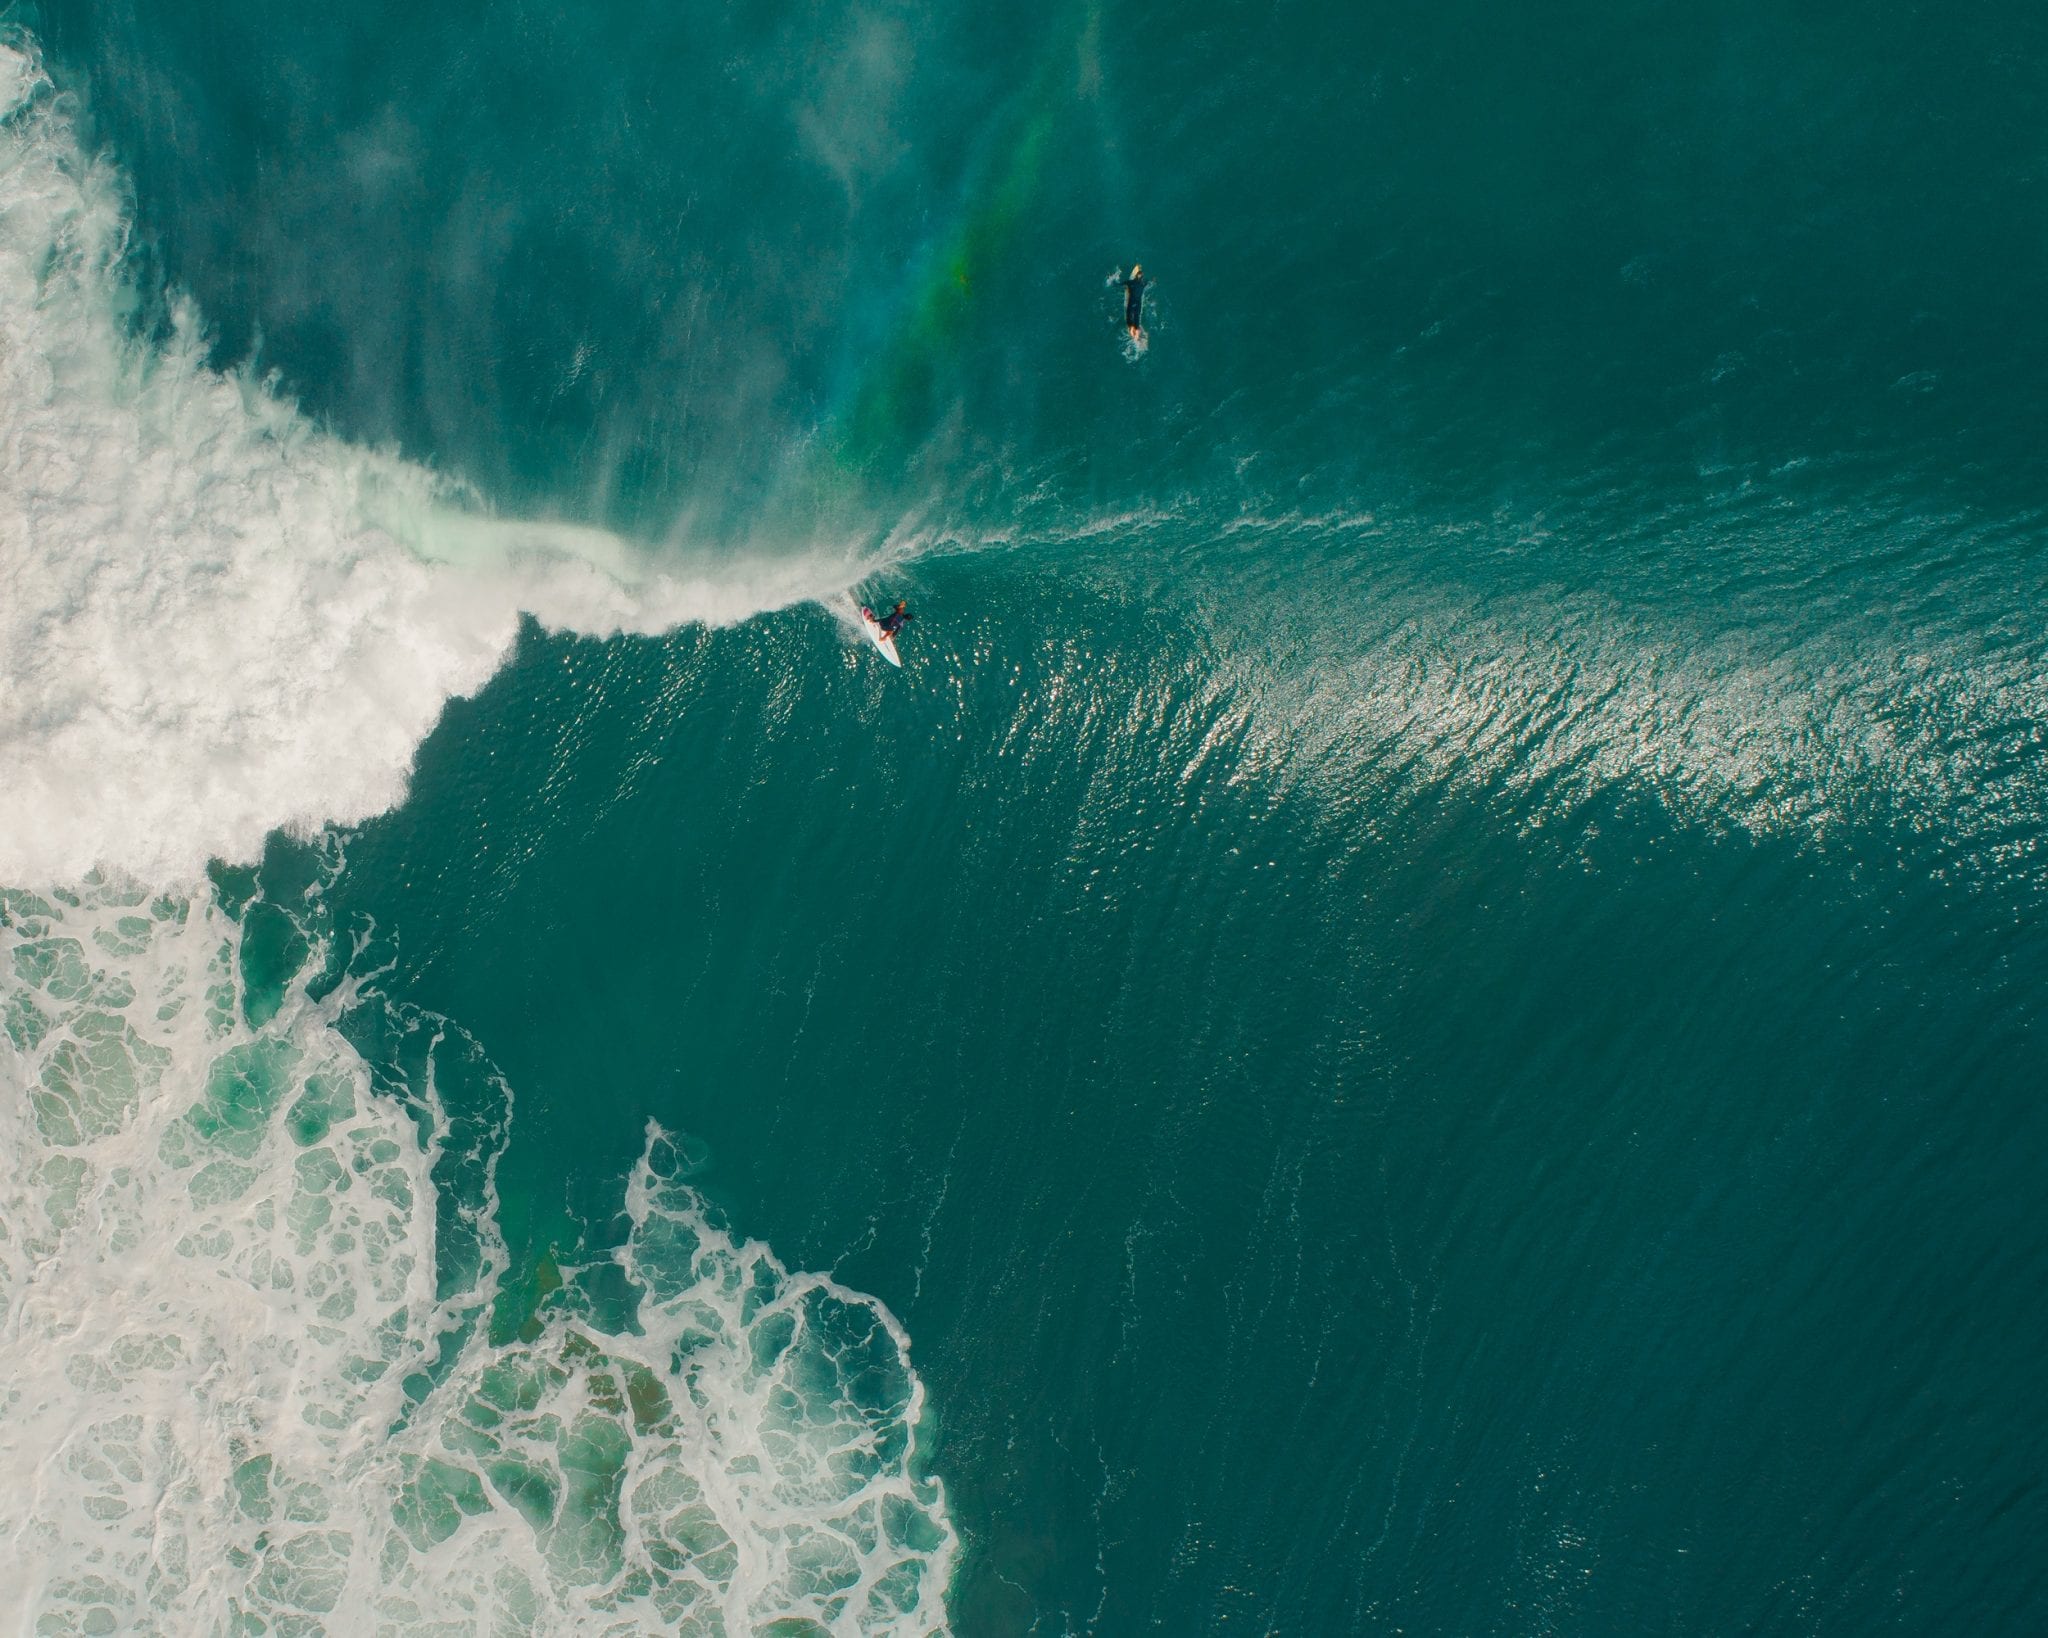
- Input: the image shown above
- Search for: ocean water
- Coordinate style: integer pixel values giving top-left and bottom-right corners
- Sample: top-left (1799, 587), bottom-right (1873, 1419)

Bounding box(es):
top-left (3, 1), bottom-right (2046, 1632)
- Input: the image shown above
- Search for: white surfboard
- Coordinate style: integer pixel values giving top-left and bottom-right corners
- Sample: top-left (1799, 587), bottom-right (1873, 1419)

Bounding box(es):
top-left (853, 597), bottom-right (903, 667)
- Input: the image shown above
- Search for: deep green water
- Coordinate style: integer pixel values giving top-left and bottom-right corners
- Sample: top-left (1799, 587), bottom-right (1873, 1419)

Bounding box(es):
top-left (25, 0), bottom-right (2048, 1628)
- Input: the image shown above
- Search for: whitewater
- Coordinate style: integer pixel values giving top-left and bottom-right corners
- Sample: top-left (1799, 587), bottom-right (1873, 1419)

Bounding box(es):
top-left (1, 39), bottom-right (953, 1633)
top-left (0, 34), bottom-right (864, 885)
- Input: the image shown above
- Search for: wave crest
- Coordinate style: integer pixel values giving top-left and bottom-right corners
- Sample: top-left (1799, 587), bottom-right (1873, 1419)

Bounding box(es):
top-left (0, 36), bottom-right (848, 884)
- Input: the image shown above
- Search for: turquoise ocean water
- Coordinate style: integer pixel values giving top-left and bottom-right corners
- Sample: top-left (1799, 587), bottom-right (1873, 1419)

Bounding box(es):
top-left (4, 0), bottom-right (2047, 1631)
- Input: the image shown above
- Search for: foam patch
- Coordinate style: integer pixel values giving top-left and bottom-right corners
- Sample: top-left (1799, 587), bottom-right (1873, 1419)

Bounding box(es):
top-left (0, 878), bottom-right (955, 1632)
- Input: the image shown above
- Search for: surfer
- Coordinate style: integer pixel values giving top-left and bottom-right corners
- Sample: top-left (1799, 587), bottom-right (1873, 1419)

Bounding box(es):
top-left (877, 600), bottom-right (914, 640)
top-left (1120, 264), bottom-right (1147, 342)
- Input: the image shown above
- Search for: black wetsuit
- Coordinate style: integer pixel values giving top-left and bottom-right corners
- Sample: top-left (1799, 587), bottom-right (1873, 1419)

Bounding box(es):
top-left (879, 608), bottom-right (913, 637)
top-left (1123, 273), bottom-right (1146, 330)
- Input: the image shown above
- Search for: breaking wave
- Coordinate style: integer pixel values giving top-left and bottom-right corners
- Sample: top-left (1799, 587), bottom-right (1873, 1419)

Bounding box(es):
top-left (0, 38), bottom-right (856, 884)
top-left (1, 37), bottom-right (954, 1633)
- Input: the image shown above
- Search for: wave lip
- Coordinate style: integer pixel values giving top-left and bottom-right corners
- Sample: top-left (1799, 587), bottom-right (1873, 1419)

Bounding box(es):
top-left (0, 36), bottom-right (856, 886)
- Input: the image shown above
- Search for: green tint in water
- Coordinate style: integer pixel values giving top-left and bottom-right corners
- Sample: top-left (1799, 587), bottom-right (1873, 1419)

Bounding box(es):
top-left (185, 1039), bottom-right (299, 1160)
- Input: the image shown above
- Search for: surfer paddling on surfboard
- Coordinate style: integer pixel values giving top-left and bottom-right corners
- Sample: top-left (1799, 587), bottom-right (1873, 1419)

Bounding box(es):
top-left (1120, 264), bottom-right (1148, 345)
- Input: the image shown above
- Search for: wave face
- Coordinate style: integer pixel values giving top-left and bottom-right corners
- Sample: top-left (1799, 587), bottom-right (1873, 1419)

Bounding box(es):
top-left (10, 1), bottom-right (2048, 1634)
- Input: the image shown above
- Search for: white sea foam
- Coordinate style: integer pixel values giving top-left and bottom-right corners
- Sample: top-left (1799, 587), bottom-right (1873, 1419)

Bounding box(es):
top-left (1, 37), bottom-right (954, 1631)
top-left (0, 39), bottom-right (849, 885)
top-left (0, 880), bottom-right (955, 1633)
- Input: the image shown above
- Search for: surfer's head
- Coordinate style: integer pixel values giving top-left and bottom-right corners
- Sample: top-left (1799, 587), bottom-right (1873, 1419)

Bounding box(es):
top-left (1132, 263), bottom-right (1143, 277)
top-left (894, 600), bottom-right (907, 612)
